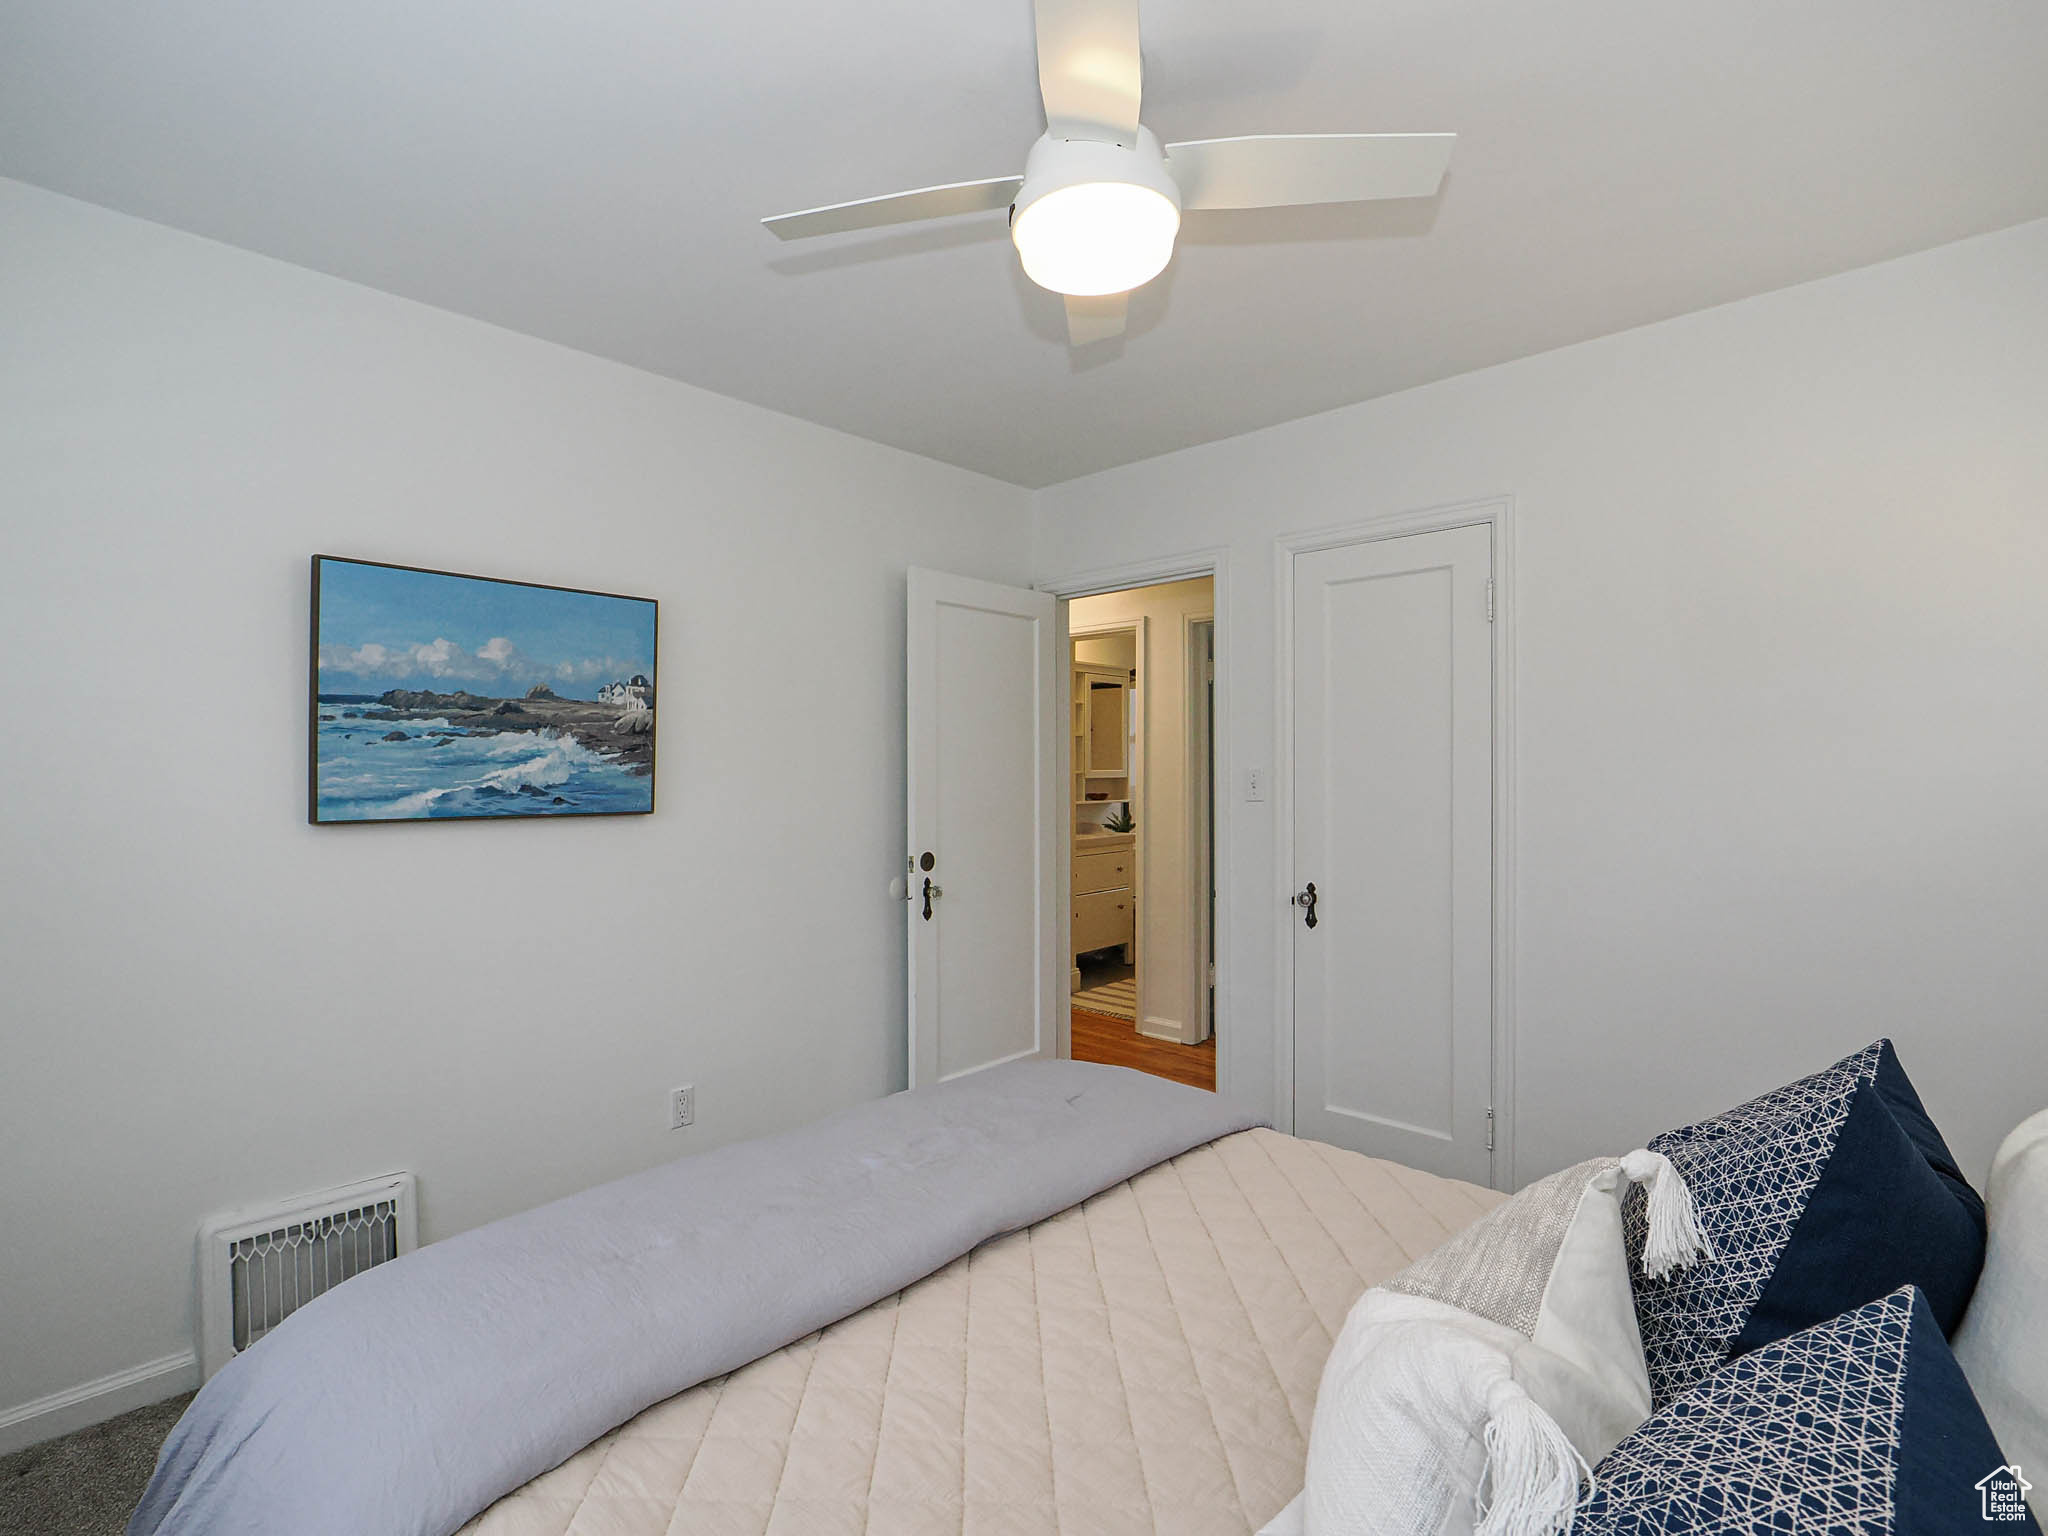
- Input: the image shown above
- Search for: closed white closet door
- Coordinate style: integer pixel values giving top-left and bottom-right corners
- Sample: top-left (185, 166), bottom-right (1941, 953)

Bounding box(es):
top-left (1290, 524), bottom-right (1494, 1182)
top-left (906, 568), bottom-right (1062, 1086)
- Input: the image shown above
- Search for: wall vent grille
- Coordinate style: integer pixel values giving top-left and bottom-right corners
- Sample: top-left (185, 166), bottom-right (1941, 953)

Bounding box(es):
top-left (198, 1172), bottom-right (416, 1378)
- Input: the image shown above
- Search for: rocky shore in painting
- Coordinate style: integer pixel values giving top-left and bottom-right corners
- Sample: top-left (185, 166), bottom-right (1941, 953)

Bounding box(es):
top-left (325, 684), bottom-right (654, 774)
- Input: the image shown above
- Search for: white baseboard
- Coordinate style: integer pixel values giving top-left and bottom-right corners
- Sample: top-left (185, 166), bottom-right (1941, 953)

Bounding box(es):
top-left (0, 1351), bottom-right (198, 1457)
top-left (1138, 1013), bottom-right (1188, 1044)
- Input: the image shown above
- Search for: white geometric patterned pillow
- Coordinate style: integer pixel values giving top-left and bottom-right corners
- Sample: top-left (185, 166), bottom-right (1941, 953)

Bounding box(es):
top-left (1579, 1286), bottom-right (2040, 1536)
top-left (1625, 1039), bottom-right (1987, 1408)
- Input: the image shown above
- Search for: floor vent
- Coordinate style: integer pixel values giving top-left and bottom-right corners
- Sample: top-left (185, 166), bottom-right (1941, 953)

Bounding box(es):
top-left (198, 1172), bottom-right (417, 1378)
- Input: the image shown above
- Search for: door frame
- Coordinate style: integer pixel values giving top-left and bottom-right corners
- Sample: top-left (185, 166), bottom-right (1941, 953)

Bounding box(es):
top-left (1273, 497), bottom-right (1519, 1188)
top-left (1187, 616), bottom-right (1216, 1045)
top-left (1068, 615), bottom-right (1147, 1019)
top-left (1038, 549), bottom-right (1233, 1095)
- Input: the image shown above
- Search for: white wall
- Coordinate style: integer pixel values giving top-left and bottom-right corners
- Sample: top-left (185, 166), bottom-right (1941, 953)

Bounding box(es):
top-left (1036, 218), bottom-right (2048, 1189)
top-left (1070, 579), bottom-right (1215, 1045)
top-left (6, 171), bottom-right (2043, 1443)
top-left (0, 179), bottom-right (1031, 1433)
top-left (1072, 632), bottom-right (1137, 671)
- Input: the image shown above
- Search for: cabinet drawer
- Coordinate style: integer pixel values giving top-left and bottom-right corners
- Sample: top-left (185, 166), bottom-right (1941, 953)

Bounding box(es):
top-left (1073, 888), bottom-right (1133, 953)
top-left (1073, 849), bottom-right (1132, 895)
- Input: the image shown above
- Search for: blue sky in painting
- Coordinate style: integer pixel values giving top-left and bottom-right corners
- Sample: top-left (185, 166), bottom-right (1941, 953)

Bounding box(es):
top-left (316, 559), bottom-right (655, 700)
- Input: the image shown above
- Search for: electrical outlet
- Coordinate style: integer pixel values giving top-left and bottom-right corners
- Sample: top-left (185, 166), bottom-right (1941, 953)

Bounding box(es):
top-left (668, 1084), bottom-right (695, 1130)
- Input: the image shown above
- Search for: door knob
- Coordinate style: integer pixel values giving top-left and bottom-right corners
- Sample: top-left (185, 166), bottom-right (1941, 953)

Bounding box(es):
top-left (922, 877), bottom-right (943, 921)
top-left (1293, 882), bottom-right (1318, 930)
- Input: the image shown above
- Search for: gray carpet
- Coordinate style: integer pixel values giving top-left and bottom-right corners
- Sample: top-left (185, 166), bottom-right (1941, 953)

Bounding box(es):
top-left (0, 1393), bottom-right (189, 1536)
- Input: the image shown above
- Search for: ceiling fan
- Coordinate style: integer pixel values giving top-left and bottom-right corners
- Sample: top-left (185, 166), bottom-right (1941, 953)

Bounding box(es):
top-left (762, 0), bottom-right (1454, 345)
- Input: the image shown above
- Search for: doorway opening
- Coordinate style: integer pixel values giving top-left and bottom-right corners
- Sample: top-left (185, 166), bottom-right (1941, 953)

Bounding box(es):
top-left (1065, 577), bottom-right (1216, 1092)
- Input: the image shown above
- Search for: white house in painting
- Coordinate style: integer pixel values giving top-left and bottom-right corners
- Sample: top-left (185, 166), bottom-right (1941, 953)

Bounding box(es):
top-left (599, 674), bottom-right (653, 710)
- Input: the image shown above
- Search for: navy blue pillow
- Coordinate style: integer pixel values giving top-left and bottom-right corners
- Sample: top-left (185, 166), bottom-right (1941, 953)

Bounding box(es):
top-left (1580, 1286), bottom-right (2040, 1536)
top-left (1626, 1039), bottom-right (1986, 1406)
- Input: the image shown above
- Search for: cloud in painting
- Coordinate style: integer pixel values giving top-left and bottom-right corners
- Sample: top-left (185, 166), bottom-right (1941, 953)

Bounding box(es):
top-left (322, 638), bottom-right (470, 678)
top-left (314, 559), bottom-right (654, 703)
top-left (411, 637), bottom-right (460, 674)
top-left (318, 637), bottom-right (649, 699)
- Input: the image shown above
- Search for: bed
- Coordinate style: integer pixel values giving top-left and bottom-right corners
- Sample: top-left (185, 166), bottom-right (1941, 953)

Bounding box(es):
top-left (459, 1128), bottom-right (1500, 1536)
top-left (130, 1064), bottom-right (1502, 1536)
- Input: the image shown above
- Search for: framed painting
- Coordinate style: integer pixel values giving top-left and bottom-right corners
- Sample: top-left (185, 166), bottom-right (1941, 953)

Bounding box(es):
top-left (309, 556), bottom-right (657, 823)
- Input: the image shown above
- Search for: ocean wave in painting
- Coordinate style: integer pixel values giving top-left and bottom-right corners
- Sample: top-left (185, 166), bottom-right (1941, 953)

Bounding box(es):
top-left (314, 709), bottom-right (650, 821)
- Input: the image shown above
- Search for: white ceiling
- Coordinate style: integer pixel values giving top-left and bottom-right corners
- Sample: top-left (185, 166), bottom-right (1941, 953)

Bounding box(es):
top-left (5, 2), bottom-right (2046, 487)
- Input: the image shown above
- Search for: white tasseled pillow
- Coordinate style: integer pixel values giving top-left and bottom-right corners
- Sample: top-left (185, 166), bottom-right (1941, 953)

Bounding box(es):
top-left (1289, 1152), bottom-right (1710, 1536)
top-left (1952, 1107), bottom-right (2048, 1517)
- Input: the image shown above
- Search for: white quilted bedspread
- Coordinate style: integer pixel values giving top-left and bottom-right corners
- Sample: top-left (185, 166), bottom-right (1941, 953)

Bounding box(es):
top-left (460, 1128), bottom-right (1501, 1536)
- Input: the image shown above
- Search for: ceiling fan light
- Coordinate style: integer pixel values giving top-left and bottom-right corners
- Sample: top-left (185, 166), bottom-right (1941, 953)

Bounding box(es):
top-left (1012, 181), bottom-right (1180, 297)
top-left (1009, 127), bottom-right (1182, 298)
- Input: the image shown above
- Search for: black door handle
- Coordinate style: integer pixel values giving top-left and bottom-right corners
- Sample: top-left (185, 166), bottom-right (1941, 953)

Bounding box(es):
top-left (922, 876), bottom-right (942, 921)
top-left (1293, 882), bottom-right (1318, 930)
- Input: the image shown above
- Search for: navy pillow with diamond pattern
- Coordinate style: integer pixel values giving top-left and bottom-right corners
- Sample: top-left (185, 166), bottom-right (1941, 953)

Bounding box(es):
top-left (1625, 1039), bottom-right (1986, 1406)
top-left (1580, 1286), bottom-right (2039, 1536)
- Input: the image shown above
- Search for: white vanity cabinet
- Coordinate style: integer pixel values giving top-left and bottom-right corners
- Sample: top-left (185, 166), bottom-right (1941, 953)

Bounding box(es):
top-left (1072, 831), bottom-right (1135, 961)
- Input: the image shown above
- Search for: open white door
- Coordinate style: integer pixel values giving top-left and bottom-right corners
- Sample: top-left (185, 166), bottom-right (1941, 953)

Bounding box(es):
top-left (907, 568), bottom-right (1062, 1086)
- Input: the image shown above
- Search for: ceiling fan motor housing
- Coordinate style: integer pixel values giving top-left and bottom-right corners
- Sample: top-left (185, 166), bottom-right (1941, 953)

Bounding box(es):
top-left (1011, 126), bottom-right (1183, 297)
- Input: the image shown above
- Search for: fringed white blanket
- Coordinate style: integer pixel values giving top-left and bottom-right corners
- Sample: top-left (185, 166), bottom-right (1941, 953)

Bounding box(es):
top-left (1289, 1151), bottom-right (1710, 1536)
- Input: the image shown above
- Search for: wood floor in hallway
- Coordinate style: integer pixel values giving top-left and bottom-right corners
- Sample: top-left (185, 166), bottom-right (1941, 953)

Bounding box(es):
top-left (1070, 1008), bottom-right (1216, 1092)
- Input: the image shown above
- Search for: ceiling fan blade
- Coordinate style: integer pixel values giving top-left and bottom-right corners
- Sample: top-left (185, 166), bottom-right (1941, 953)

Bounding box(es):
top-left (1166, 133), bottom-right (1455, 211)
top-left (762, 176), bottom-right (1023, 241)
top-left (1034, 0), bottom-right (1143, 146)
top-left (1065, 292), bottom-right (1128, 346)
